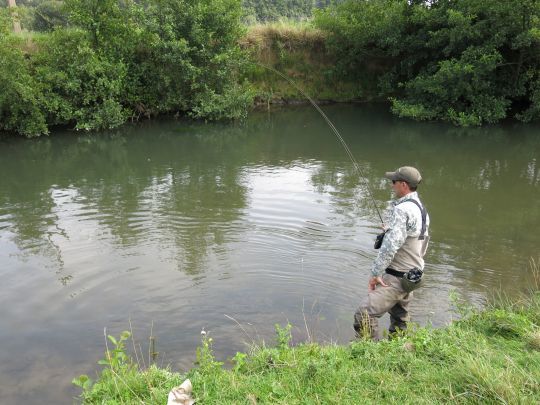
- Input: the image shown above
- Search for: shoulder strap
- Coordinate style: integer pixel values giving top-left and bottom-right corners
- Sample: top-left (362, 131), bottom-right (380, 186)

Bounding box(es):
top-left (396, 199), bottom-right (427, 240)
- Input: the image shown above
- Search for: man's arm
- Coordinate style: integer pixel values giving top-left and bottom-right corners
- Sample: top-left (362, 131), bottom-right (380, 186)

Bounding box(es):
top-left (371, 207), bottom-right (409, 277)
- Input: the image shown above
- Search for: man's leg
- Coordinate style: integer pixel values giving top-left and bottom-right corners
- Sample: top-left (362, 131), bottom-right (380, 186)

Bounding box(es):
top-left (388, 293), bottom-right (412, 335)
top-left (354, 274), bottom-right (401, 340)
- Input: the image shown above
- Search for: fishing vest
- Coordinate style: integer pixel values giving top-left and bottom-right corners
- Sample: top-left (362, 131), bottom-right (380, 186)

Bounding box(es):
top-left (389, 199), bottom-right (429, 272)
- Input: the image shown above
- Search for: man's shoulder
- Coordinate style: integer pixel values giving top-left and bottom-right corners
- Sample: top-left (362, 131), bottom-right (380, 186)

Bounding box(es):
top-left (394, 198), bottom-right (422, 212)
top-left (393, 198), bottom-right (425, 223)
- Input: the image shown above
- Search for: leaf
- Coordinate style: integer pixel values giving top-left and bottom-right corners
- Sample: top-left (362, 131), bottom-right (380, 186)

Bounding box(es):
top-left (72, 374), bottom-right (88, 388)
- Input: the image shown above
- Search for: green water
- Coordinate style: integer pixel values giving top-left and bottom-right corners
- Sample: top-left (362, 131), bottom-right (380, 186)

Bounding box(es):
top-left (1, 104), bottom-right (539, 403)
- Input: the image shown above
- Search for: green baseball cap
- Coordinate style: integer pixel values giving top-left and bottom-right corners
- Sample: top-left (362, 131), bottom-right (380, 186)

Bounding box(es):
top-left (385, 166), bottom-right (422, 187)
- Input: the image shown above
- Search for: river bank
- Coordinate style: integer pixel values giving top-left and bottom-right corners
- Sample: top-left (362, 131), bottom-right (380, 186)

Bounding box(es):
top-left (242, 22), bottom-right (383, 106)
top-left (3, 1), bottom-right (540, 138)
top-left (74, 264), bottom-right (540, 404)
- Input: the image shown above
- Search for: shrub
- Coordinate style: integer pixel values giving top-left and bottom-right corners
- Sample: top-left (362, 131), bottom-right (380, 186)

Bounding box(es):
top-left (32, 0), bottom-right (68, 32)
top-left (32, 28), bottom-right (128, 131)
top-left (315, 0), bottom-right (540, 125)
top-left (0, 33), bottom-right (47, 137)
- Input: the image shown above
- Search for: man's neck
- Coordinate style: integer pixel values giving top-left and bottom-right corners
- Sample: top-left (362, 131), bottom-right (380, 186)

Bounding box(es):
top-left (395, 191), bottom-right (416, 201)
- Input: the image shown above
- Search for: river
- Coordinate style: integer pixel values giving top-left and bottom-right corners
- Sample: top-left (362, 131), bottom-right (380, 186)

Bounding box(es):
top-left (1, 104), bottom-right (539, 403)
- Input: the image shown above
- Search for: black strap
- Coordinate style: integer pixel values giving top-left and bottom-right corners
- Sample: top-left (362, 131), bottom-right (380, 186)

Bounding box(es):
top-left (396, 199), bottom-right (427, 240)
top-left (385, 268), bottom-right (405, 278)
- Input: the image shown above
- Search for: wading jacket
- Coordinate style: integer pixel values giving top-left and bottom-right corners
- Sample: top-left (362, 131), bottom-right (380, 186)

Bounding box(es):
top-left (371, 191), bottom-right (430, 277)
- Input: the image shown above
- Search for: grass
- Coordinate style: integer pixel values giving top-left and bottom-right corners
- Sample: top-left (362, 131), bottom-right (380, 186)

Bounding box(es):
top-left (241, 20), bottom-right (326, 50)
top-left (74, 260), bottom-right (540, 404)
top-left (241, 22), bottom-right (382, 105)
top-left (9, 29), bottom-right (45, 53)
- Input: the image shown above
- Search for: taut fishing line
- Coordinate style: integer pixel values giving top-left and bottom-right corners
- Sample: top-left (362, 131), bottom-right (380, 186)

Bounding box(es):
top-left (257, 63), bottom-right (384, 225)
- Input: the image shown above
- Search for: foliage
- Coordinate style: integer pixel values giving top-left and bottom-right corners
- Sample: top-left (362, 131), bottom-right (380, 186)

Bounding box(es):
top-left (0, 31), bottom-right (48, 137)
top-left (243, 0), bottom-right (318, 23)
top-left (73, 330), bottom-right (185, 403)
top-left (75, 290), bottom-right (540, 404)
top-left (275, 322), bottom-right (292, 350)
top-left (315, 0), bottom-right (540, 126)
top-left (243, 22), bottom-right (372, 103)
top-left (64, 0), bottom-right (137, 54)
top-left (33, 28), bottom-right (128, 131)
top-left (121, 0), bottom-right (253, 120)
top-left (32, 0), bottom-right (67, 31)
top-left (1, 0), bottom-right (252, 137)
top-left (0, 8), bottom-right (12, 35)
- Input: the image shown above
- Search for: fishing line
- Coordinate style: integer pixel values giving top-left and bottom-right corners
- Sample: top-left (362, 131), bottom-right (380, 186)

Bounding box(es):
top-left (256, 63), bottom-right (384, 224)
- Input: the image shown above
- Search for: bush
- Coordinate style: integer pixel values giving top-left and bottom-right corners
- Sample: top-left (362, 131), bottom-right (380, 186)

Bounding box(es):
top-left (0, 32), bottom-right (47, 137)
top-left (315, 0), bottom-right (540, 126)
top-left (32, 0), bottom-right (68, 32)
top-left (122, 0), bottom-right (252, 119)
top-left (2, 0), bottom-right (253, 137)
top-left (33, 28), bottom-right (128, 131)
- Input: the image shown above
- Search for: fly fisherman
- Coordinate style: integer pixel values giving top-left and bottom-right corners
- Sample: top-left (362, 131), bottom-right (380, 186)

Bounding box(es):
top-left (354, 166), bottom-right (430, 340)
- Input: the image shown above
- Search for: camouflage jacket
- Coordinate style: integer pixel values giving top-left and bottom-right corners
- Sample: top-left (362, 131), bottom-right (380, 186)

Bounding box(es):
top-left (371, 191), bottom-right (430, 277)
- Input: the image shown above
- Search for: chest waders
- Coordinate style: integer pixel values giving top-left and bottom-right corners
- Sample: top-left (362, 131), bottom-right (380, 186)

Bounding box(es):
top-left (376, 199), bottom-right (428, 293)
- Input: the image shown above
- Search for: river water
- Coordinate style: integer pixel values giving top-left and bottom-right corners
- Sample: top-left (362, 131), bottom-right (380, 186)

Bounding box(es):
top-left (1, 104), bottom-right (539, 403)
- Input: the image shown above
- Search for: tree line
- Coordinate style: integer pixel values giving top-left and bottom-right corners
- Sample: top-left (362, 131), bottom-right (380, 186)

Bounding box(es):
top-left (243, 0), bottom-right (333, 23)
top-left (2, 0), bottom-right (335, 29)
top-left (1, 0), bottom-right (539, 137)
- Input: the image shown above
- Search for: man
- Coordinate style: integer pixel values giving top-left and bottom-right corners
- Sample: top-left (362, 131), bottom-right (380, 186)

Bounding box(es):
top-left (354, 166), bottom-right (430, 340)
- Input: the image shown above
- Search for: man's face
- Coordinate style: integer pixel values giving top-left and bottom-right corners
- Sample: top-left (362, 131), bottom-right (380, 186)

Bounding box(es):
top-left (391, 180), bottom-right (409, 198)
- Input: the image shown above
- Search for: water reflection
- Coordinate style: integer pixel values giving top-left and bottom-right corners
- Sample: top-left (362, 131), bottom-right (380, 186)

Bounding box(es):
top-left (1, 106), bottom-right (539, 288)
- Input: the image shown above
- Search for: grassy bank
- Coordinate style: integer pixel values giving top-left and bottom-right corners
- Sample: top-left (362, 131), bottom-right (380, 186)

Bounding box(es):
top-left (75, 265), bottom-right (540, 404)
top-left (242, 22), bottom-right (384, 105)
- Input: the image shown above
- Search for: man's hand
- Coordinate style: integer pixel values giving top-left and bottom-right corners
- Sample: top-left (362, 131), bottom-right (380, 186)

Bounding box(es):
top-left (368, 276), bottom-right (388, 291)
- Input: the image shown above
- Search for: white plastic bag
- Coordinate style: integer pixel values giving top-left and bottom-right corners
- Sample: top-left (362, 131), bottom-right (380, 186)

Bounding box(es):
top-left (167, 379), bottom-right (195, 405)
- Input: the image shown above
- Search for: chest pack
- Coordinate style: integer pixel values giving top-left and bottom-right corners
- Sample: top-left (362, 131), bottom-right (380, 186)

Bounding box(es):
top-left (374, 198), bottom-right (427, 249)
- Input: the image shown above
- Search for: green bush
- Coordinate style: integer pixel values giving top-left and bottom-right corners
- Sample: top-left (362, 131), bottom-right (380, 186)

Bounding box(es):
top-left (315, 0), bottom-right (540, 126)
top-left (32, 0), bottom-right (67, 32)
top-left (0, 8), bottom-right (12, 35)
top-left (2, 0), bottom-right (252, 137)
top-left (122, 0), bottom-right (252, 120)
top-left (0, 33), bottom-right (47, 137)
top-left (33, 28), bottom-right (128, 131)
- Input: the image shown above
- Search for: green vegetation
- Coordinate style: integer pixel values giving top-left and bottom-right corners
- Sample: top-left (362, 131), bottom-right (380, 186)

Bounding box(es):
top-left (0, 0), bottom-right (252, 137)
top-left (242, 0), bottom-right (332, 23)
top-left (241, 21), bottom-right (377, 104)
top-left (75, 265), bottom-right (540, 404)
top-left (315, 0), bottom-right (540, 126)
top-left (2, 0), bottom-right (540, 137)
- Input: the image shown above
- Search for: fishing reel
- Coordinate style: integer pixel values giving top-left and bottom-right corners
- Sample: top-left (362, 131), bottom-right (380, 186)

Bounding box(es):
top-left (374, 229), bottom-right (388, 249)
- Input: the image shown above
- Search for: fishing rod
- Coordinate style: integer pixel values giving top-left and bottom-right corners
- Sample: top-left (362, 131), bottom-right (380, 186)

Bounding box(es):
top-left (257, 63), bottom-right (385, 225)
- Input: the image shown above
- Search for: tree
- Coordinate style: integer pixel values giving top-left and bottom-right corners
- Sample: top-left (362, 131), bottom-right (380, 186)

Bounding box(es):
top-left (316, 0), bottom-right (540, 126)
top-left (7, 0), bottom-right (22, 33)
top-left (32, 1), bottom-right (68, 31)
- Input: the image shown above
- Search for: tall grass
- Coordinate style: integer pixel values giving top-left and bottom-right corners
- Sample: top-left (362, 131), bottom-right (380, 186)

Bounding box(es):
top-left (241, 20), bottom-right (325, 51)
top-left (242, 21), bottom-right (380, 104)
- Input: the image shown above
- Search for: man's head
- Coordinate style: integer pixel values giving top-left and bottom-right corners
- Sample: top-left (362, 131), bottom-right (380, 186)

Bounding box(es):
top-left (385, 166), bottom-right (422, 198)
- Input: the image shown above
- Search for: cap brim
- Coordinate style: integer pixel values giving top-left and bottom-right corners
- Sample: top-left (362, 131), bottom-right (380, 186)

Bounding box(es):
top-left (385, 171), bottom-right (398, 181)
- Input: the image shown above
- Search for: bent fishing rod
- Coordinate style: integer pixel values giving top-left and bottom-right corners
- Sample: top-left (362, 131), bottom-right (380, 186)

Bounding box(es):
top-left (257, 63), bottom-right (384, 225)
